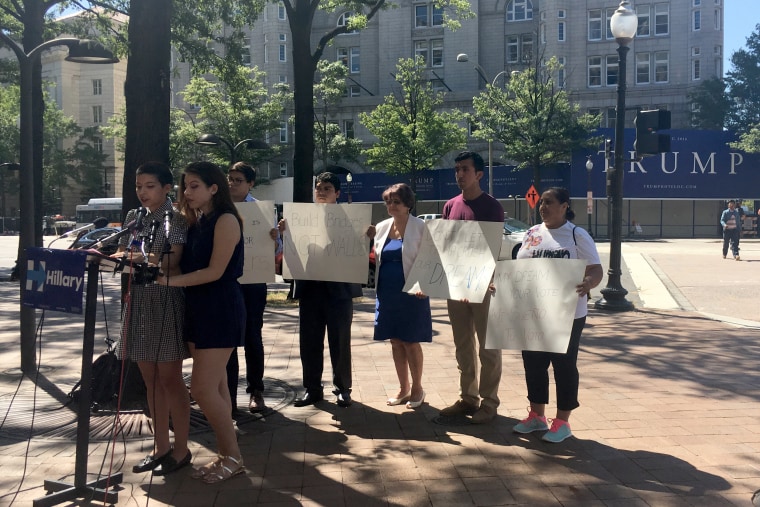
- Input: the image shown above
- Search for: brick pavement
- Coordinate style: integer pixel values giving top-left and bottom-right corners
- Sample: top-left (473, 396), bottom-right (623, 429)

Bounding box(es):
top-left (0, 241), bottom-right (759, 506)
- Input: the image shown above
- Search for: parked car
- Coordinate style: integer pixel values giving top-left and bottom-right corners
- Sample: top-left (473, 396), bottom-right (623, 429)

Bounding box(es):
top-left (417, 213), bottom-right (442, 222)
top-left (71, 227), bottom-right (121, 255)
top-left (499, 217), bottom-right (530, 260)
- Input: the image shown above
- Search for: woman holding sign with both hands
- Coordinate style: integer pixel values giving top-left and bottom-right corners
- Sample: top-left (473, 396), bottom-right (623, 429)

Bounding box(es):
top-left (366, 183), bottom-right (432, 409)
top-left (508, 187), bottom-right (602, 443)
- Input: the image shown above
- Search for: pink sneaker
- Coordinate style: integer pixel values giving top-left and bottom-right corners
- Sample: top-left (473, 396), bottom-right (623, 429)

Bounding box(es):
top-left (512, 409), bottom-right (549, 434)
top-left (542, 418), bottom-right (572, 443)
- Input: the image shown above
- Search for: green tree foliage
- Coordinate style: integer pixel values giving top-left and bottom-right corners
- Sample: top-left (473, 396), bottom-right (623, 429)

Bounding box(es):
top-left (688, 77), bottom-right (731, 130)
top-left (360, 57), bottom-right (466, 194)
top-left (282, 0), bottom-right (473, 202)
top-left (181, 63), bottom-right (288, 168)
top-left (725, 23), bottom-right (760, 135)
top-left (314, 60), bottom-right (361, 171)
top-left (730, 124), bottom-right (760, 153)
top-left (471, 57), bottom-right (598, 214)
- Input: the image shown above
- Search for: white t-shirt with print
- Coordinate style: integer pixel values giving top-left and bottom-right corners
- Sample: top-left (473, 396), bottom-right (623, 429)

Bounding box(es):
top-left (516, 221), bottom-right (601, 318)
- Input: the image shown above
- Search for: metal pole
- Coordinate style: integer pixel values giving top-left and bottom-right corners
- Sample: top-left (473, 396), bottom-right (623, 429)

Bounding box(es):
top-left (596, 43), bottom-right (633, 311)
top-left (488, 140), bottom-right (493, 196)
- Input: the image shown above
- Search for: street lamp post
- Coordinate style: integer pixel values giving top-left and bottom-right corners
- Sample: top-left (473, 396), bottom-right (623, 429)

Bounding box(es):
top-left (596, 0), bottom-right (636, 312)
top-left (0, 34), bottom-right (118, 373)
top-left (456, 53), bottom-right (514, 197)
top-left (586, 156), bottom-right (594, 237)
top-left (345, 172), bottom-right (353, 203)
top-left (195, 133), bottom-right (269, 166)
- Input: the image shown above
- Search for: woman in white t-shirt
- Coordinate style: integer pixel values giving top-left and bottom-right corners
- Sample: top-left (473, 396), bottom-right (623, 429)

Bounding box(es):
top-left (511, 187), bottom-right (603, 443)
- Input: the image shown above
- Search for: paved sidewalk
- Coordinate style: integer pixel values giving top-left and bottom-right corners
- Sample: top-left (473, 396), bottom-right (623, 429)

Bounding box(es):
top-left (1, 239), bottom-right (760, 506)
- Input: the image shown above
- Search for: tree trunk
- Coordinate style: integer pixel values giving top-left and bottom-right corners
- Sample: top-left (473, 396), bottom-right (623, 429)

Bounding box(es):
top-left (122, 0), bottom-right (172, 217)
top-left (291, 2), bottom-right (317, 203)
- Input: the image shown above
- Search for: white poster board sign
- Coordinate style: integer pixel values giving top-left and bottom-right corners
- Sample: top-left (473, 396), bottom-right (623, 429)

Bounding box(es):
top-left (402, 220), bottom-right (503, 302)
top-left (486, 258), bottom-right (586, 353)
top-left (282, 202), bottom-right (372, 284)
top-left (236, 200), bottom-right (277, 284)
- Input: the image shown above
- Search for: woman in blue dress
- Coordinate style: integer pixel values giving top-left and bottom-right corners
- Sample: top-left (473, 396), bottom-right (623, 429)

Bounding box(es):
top-left (156, 161), bottom-right (246, 484)
top-left (369, 183), bottom-right (432, 409)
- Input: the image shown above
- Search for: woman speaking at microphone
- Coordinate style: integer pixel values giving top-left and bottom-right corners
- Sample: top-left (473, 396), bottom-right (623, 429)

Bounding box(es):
top-left (112, 161), bottom-right (192, 476)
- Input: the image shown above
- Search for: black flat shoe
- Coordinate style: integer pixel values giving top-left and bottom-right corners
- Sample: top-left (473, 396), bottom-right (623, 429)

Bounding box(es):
top-left (153, 450), bottom-right (192, 476)
top-left (294, 391), bottom-right (323, 407)
top-left (132, 448), bottom-right (172, 473)
top-left (336, 391), bottom-right (352, 407)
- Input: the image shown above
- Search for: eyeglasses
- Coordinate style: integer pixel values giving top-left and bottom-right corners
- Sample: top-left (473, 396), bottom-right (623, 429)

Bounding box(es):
top-left (384, 199), bottom-right (403, 206)
top-left (228, 177), bottom-right (247, 185)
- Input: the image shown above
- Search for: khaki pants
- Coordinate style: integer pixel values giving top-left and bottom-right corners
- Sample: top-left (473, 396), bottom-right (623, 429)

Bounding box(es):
top-left (446, 298), bottom-right (502, 409)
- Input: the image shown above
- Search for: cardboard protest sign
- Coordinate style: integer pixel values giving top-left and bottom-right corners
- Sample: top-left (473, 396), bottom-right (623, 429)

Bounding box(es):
top-left (485, 258), bottom-right (586, 353)
top-left (236, 200), bottom-right (277, 284)
top-left (282, 202), bottom-right (372, 284)
top-left (402, 220), bottom-right (502, 302)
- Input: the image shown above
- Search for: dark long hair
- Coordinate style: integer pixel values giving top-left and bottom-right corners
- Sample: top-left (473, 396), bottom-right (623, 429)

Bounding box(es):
top-left (179, 161), bottom-right (242, 227)
top-left (543, 186), bottom-right (576, 221)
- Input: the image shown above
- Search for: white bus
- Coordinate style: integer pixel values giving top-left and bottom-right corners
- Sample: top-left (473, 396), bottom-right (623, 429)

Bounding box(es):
top-left (75, 198), bottom-right (123, 228)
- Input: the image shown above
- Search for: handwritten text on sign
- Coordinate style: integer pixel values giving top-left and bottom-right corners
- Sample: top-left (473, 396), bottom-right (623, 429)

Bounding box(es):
top-left (485, 258), bottom-right (586, 353)
top-left (282, 202), bottom-right (371, 284)
top-left (236, 200), bottom-right (277, 284)
top-left (402, 220), bottom-right (503, 302)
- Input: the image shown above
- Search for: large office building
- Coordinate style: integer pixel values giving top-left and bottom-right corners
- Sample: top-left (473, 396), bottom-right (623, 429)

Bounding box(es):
top-left (171, 0), bottom-right (723, 179)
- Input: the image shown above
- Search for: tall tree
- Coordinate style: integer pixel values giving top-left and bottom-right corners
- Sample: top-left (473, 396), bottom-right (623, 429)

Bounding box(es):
top-left (281, 0), bottom-right (472, 202)
top-left (725, 23), bottom-right (760, 136)
top-left (688, 77), bottom-right (731, 130)
top-left (313, 59), bottom-right (361, 171)
top-left (181, 63), bottom-right (288, 168)
top-left (471, 57), bottom-right (599, 222)
top-left (359, 57), bottom-right (466, 195)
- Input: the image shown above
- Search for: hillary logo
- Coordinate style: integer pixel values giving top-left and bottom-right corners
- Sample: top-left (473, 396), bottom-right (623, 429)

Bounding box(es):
top-left (26, 259), bottom-right (84, 292)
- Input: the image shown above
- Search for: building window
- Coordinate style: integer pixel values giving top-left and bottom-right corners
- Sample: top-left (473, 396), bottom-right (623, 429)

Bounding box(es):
top-left (415, 4), bottom-right (428, 27)
top-left (338, 47), bottom-right (348, 67)
top-left (606, 55), bottom-right (619, 86)
top-left (414, 40), bottom-right (428, 63)
top-left (654, 3), bottom-right (669, 35)
top-left (278, 2), bottom-right (286, 20)
top-left (693, 0), bottom-right (701, 5)
top-left (432, 5), bottom-right (443, 25)
top-left (557, 56), bottom-right (566, 88)
top-left (430, 79), bottom-right (446, 92)
top-left (654, 51), bottom-right (669, 82)
top-left (558, 9), bottom-right (566, 18)
top-left (714, 9), bottom-right (721, 30)
top-left (343, 120), bottom-right (355, 139)
top-left (92, 105), bottom-right (102, 124)
top-left (693, 10), bottom-right (701, 30)
top-left (431, 39), bottom-right (443, 67)
top-left (279, 44), bottom-right (286, 62)
top-left (350, 47), bottom-right (360, 73)
top-left (540, 23), bottom-right (546, 44)
top-left (558, 21), bottom-right (565, 42)
top-left (264, 44), bottom-right (268, 63)
top-left (279, 122), bottom-right (288, 143)
top-left (588, 56), bottom-right (602, 87)
top-left (606, 107), bottom-right (617, 129)
top-left (692, 47), bottom-right (700, 56)
top-left (588, 9), bottom-right (602, 41)
top-left (279, 33), bottom-right (286, 42)
top-left (414, 3), bottom-right (444, 28)
top-left (507, 0), bottom-right (533, 22)
top-left (637, 5), bottom-right (650, 36)
top-left (714, 45), bottom-right (722, 56)
top-left (348, 84), bottom-right (361, 97)
top-left (241, 36), bottom-right (251, 66)
top-left (506, 35), bottom-right (519, 63)
top-left (605, 8), bottom-right (616, 39)
top-left (521, 34), bottom-right (533, 62)
top-left (92, 79), bottom-right (102, 96)
top-left (588, 108), bottom-right (602, 127)
top-left (279, 74), bottom-right (287, 83)
top-left (692, 59), bottom-right (701, 80)
top-left (94, 137), bottom-right (103, 153)
top-left (338, 11), bottom-right (353, 27)
top-left (280, 162), bottom-right (288, 177)
top-left (636, 52), bottom-right (650, 84)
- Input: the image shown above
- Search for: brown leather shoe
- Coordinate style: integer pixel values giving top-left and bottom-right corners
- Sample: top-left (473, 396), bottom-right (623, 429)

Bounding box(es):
top-left (249, 390), bottom-right (266, 413)
top-left (470, 405), bottom-right (497, 424)
top-left (440, 399), bottom-right (479, 417)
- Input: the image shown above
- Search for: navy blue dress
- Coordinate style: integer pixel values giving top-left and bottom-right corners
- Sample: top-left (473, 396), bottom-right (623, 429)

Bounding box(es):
top-left (374, 238), bottom-right (432, 343)
top-left (180, 211), bottom-right (245, 349)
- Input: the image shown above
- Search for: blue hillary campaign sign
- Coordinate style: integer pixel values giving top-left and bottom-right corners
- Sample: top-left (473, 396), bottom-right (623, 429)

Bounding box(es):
top-left (23, 248), bottom-right (88, 314)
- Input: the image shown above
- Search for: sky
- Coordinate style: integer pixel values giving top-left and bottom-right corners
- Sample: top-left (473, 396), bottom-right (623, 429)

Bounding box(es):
top-left (723, 0), bottom-right (757, 74)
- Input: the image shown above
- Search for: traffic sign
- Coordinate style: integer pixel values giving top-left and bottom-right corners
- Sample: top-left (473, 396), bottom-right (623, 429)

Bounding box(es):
top-left (526, 185), bottom-right (539, 209)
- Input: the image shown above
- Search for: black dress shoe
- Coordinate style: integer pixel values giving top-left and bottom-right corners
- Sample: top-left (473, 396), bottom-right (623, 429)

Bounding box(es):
top-left (153, 450), bottom-right (192, 476)
top-left (132, 448), bottom-right (172, 473)
top-left (336, 391), bottom-right (352, 407)
top-left (294, 391), bottom-right (323, 407)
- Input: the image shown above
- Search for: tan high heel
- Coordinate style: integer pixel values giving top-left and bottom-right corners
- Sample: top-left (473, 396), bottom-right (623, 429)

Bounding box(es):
top-left (406, 391), bottom-right (425, 409)
top-left (387, 391), bottom-right (411, 406)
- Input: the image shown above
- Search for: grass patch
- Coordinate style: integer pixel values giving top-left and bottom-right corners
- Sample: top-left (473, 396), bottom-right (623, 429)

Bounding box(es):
top-left (267, 290), bottom-right (298, 306)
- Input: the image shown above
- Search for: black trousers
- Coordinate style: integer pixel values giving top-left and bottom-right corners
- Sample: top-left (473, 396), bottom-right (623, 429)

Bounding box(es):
top-left (298, 294), bottom-right (353, 393)
top-left (226, 283), bottom-right (267, 404)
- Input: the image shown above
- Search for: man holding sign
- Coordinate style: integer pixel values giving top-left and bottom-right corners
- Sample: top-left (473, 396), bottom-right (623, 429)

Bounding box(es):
top-left (440, 151), bottom-right (505, 424)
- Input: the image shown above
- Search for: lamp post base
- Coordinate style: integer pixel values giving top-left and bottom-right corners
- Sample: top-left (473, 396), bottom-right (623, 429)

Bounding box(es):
top-left (595, 286), bottom-right (634, 312)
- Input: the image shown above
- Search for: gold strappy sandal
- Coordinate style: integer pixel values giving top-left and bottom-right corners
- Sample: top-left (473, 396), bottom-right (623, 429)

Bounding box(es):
top-left (190, 455), bottom-right (222, 479)
top-left (202, 455), bottom-right (245, 484)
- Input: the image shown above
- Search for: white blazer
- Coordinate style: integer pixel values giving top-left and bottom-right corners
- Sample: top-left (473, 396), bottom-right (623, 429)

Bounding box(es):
top-left (374, 215), bottom-right (426, 280)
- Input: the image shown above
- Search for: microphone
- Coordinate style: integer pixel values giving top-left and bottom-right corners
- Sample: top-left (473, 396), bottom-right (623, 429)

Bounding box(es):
top-left (89, 226), bottom-right (133, 251)
top-left (146, 219), bottom-right (161, 252)
top-left (59, 217), bottom-right (109, 238)
top-left (164, 210), bottom-right (173, 238)
top-left (133, 207), bottom-right (148, 232)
